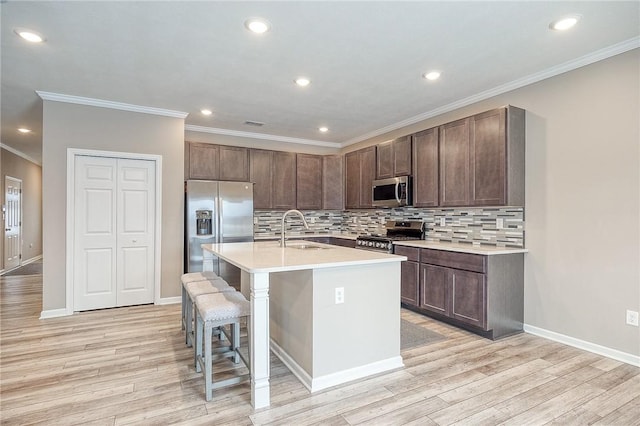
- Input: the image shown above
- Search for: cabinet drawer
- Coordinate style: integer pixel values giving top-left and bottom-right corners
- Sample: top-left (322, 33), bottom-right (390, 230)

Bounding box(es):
top-left (420, 248), bottom-right (486, 273)
top-left (394, 245), bottom-right (420, 262)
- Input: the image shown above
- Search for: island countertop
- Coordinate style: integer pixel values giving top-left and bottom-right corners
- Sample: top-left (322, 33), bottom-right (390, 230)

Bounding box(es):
top-left (201, 240), bottom-right (406, 273)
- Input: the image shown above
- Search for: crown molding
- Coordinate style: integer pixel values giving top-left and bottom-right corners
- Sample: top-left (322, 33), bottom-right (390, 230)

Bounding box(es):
top-left (343, 37), bottom-right (640, 146)
top-left (0, 143), bottom-right (41, 166)
top-left (36, 91), bottom-right (189, 119)
top-left (185, 125), bottom-right (342, 149)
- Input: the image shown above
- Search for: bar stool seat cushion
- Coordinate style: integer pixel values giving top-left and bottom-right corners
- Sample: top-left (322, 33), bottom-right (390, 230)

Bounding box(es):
top-left (181, 271), bottom-right (219, 284)
top-left (196, 292), bottom-right (250, 322)
top-left (185, 279), bottom-right (234, 299)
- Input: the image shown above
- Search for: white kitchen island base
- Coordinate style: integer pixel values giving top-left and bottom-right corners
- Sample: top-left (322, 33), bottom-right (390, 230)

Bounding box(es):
top-left (203, 241), bottom-right (406, 409)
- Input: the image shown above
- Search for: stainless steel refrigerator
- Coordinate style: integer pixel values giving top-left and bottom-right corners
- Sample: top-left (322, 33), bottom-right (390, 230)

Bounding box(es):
top-left (185, 180), bottom-right (254, 284)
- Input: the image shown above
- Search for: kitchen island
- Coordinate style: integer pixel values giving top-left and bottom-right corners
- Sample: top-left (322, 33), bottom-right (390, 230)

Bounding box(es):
top-left (201, 240), bottom-right (406, 409)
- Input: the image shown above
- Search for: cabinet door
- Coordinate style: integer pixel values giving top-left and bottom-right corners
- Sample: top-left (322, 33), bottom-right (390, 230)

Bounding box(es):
top-left (470, 108), bottom-right (506, 206)
top-left (412, 128), bottom-right (439, 207)
top-left (297, 154), bottom-right (323, 210)
top-left (219, 146), bottom-right (249, 182)
top-left (376, 141), bottom-right (393, 179)
top-left (188, 143), bottom-right (219, 180)
top-left (450, 269), bottom-right (486, 329)
top-left (393, 136), bottom-right (412, 176)
top-left (250, 149), bottom-right (273, 209)
top-left (401, 261), bottom-right (420, 307)
top-left (420, 264), bottom-right (450, 316)
top-left (359, 146), bottom-right (376, 208)
top-left (272, 152), bottom-right (297, 209)
top-left (345, 151), bottom-right (360, 209)
top-left (439, 118), bottom-right (470, 206)
top-left (323, 155), bottom-right (344, 210)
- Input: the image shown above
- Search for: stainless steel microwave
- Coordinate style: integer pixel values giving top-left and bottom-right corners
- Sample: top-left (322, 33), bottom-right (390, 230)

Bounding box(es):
top-left (372, 176), bottom-right (412, 207)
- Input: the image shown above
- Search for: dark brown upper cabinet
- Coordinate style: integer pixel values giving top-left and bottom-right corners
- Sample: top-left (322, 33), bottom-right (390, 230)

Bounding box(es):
top-left (219, 146), bottom-right (249, 182)
top-left (249, 149), bottom-right (273, 209)
top-left (376, 136), bottom-right (412, 179)
top-left (186, 142), bottom-right (219, 180)
top-left (438, 106), bottom-right (524, 207)
top-left (296, 154), bottom-right (323, 210)
top-left (272, 151), bottom-right (297, 210)
top-left (412, 128), bottom-right (439, 207)
top-left (322, 155), bottom-right (344, 210)
top-left (345, 146), bottom-right (376, 209)
top-left (186, 142), bottom-right (249, 182)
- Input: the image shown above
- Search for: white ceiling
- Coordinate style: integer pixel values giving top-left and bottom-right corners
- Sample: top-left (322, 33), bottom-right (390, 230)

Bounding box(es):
top-left (2, 1), bottom-right (639, 164)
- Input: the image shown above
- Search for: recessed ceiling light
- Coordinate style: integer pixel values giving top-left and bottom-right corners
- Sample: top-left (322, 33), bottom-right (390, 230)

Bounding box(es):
top-left (319, 127), bottom-right (329, 133)
top-left (14, 28), bottom-right (45, 43)
top-left (201, 109), bottom-right (213, 116)
top-left (18, 128), bottom-right (32, 133)
top-left (295, 77), bottom-right (311, 87)
top-left (423, 71), bottom-right (441, 81)
top-left (245, 18), bottom-right (271, 34)
top-left (549, 15), bottom-right (580, 31)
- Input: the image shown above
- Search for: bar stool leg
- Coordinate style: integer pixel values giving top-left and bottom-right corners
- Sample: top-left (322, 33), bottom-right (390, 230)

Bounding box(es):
top-left (205, 321), bottom-right (213, 401)
top-left (195, 310), bottom-right (203, 373)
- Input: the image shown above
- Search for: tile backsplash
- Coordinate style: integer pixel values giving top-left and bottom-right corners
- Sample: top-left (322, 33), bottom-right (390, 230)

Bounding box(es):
top-left (254, 207), bottom-right (524, 248)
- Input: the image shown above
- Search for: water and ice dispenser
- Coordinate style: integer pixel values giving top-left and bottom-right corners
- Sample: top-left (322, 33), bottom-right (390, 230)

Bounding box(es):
top-left (196, 210), bottom-right (212, 235)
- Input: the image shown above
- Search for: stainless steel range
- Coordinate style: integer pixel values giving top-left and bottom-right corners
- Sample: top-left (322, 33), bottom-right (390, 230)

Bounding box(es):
top-left (356, 220), bottom-right (424, 253)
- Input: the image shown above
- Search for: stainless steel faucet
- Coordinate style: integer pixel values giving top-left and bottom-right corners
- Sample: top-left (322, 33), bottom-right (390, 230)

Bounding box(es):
top-left (280, 209), bottom-right (310, 247)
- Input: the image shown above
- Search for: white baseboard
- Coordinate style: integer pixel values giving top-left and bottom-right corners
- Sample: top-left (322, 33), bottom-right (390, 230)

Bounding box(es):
top-left (23, 254), bottom-right (43, 265)
top-left (156, 296), bottom-right (181, 305)
top-left (524, 324), bottom-right (639, 367)
top-left (40, 308), bottom-right (71, 319)
top-left (270, 339), bottom-right (404, 393)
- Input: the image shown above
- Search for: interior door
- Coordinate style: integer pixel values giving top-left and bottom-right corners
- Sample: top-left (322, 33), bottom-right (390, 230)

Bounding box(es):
top-left (74, 155), bottom-right (155, 311)
top-left (74, 156), bottom-right (118, 310)
top-left (4, 177), bottom-right (22, 270)
top-left (116, 159), bottom-right (155, 306)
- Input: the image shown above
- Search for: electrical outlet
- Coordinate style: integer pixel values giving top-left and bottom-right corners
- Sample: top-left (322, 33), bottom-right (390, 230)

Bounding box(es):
top-left (626, 310), bottom-right (639, 327)
top-left (440, 217), bottom-right (446, 227)
top-left (335, 287), bottom-right (344, 304)
top-left (496, 218), bottom-right (504, 229)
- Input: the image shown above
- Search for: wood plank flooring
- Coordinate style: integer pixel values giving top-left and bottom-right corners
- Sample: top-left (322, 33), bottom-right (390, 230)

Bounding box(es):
top-left (1, 273), bottom-right (639, 425)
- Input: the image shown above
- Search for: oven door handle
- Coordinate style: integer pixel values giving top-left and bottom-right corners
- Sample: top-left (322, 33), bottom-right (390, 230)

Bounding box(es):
top-left (395, 182), bottom-right (401, 204)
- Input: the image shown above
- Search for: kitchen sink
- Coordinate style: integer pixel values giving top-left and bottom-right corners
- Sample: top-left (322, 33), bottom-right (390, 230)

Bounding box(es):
top-left (287, 244), bottom-right (330, 250)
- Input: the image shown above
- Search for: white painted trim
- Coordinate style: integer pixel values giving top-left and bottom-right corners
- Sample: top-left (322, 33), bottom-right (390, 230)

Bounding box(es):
top-left (185, 125), bottom-right (341, 149)
top-left (156, 296), bottom-right (181, 305)
top-left (269, 339), bottom-right (313, 392)
top-left (37, 91), bottom-right (189, 119)
top-left (66, 149), bottom-right (163, 315)
top-left (39, 308), bottom-right (70, 319)
top-left (343, 36), bottom-right (640, 147)
top-left (21, 254), bottom-right (42, 265)
top-left (0, 143), bottom-right (41, 166)
top-left (270, 339), bottom-right (404, 392)
top-left (524, 324), bottom-right (640, 367)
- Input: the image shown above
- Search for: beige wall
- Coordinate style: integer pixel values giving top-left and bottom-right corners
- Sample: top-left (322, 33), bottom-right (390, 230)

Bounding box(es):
top-left (341, 49), bottom-right (640, 356)
top-left (0, 148), bottom-right (43, 268)
top-left (41, 102), bottom-right (185, 311)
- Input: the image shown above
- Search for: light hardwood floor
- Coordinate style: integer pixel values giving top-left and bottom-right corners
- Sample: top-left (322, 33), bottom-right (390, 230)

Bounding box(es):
top-left (1, 273), bottom-right (639, 425)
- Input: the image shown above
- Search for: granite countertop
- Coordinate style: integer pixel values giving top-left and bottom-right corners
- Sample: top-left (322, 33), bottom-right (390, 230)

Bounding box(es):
top-left (202, 240), bottom-right (405, 273)
top-left (393, 240), bottom-right (528, 256)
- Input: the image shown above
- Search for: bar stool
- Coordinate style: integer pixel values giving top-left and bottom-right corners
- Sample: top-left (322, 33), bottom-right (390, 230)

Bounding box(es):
top-left (194, 291), bottom-right (251, 401)
top-left (183, 279), bottom-right (235, 347)
top-left (180, 271), bottom-right (219, 331)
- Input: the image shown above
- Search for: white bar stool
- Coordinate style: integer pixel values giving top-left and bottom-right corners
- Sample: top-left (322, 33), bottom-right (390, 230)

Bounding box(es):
top-left (180, 271), bottom-right (219, 331)
top-left (194, 291), bottom-right (251, 401)
top-left (183, 278), bottom-right (235, 347)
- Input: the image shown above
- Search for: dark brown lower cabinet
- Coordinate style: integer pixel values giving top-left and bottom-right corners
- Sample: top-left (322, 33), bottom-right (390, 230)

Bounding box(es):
top-left (398, 245), bottom-right (523, 340)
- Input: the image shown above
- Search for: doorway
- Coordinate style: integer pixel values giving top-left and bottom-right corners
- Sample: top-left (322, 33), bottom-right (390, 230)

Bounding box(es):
top-left (4, 176), bottom-right (22, 270)
top-left (66, 150), bottom-right (162, 313)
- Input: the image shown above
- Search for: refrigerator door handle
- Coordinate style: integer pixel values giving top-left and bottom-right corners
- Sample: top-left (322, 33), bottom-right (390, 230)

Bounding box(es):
top-left (216, 192), bottom-right (222, 244)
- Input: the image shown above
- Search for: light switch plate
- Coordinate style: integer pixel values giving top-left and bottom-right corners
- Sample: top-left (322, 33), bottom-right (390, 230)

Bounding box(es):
top-left (626, 310), bottom-right (639, 326)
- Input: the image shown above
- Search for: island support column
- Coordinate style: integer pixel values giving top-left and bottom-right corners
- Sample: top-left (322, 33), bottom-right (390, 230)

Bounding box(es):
top-left (250, 272), bottom-right (271, 408)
